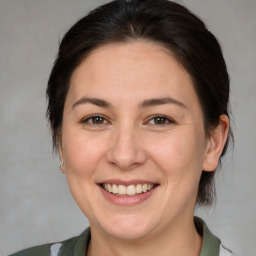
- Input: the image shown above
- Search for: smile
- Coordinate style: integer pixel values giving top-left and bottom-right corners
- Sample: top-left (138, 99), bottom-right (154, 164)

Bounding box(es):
top-left (101, 183), bottom-right (155, 197)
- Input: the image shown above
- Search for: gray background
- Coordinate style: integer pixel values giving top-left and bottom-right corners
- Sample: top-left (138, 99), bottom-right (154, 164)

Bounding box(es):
top-left (0, 0), bottom-right (255, 255)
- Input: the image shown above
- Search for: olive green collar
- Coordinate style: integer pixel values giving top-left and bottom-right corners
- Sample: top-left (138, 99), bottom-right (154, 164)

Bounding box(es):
top-left (195, 217), bottom-right (221, 256)
top-left (68, 217), bottom-right (220, 256)
top-left (9, 217), bottom-right (221, 256)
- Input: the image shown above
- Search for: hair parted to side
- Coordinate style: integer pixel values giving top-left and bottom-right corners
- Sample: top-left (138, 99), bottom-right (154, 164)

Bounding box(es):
top-left (47, 0), bottom-right (233, 206)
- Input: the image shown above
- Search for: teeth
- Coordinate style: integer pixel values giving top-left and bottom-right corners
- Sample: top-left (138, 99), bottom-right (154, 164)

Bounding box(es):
top-left (112, 184), bottom-right (118, 194)
top-left (136, 184), bottom-right (143, 193)
top-left (148, 184), bottom-right (153, 190)
top-left (142, 184), bottom-right (148, 192)
top-left (107, 184), bottom-right (112, 193)
top-left (102, 183), bottom-right (155, 196)
top-left (118, 185), bottom-right (126, 195)
top-left (127, 185), bottom-right (136, 195)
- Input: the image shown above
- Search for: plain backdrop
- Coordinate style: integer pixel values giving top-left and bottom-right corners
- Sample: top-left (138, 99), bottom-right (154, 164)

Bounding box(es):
top-left (0, 0), bottom-right (255, 255)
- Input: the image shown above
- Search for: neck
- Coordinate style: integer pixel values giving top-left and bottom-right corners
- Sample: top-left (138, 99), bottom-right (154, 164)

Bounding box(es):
top-left (87, 217), bottom-right (202, 256)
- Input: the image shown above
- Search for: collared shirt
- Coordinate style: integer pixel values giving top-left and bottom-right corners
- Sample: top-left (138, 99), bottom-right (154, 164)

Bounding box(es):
top-left (9, 218), bottom-right (233, 256)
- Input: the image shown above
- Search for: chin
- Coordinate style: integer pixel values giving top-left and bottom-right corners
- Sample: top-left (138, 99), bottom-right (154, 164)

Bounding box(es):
top-left (107, 226), bottom-right (153, 241)
top-left (97, 214), bottom-right (158, 241)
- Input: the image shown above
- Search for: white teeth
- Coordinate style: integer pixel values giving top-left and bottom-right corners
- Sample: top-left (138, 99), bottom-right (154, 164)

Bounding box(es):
top-left (136, 184), bottom-right (143, 193)
top-left (112, 184), bottom-right (118, 194)
top-left (127, 185), bottom-right (136, 195)
top-left (148, 184), bottom-right (153, 190)
top-left (107, 184), bottom-right (112, 193)
top-left (102, 183), bottom-right (155, 196)
top-left (118, 185), bottom-right (126, 195)
top-left (142, 184), bottom-right (148, 193)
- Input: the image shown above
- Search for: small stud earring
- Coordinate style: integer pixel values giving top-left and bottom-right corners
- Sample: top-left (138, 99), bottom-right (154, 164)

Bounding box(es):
top-left (59, 162), bottom-right (64, 172)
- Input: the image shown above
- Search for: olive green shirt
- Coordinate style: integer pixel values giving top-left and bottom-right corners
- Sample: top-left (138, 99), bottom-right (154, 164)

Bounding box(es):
top-left (9, 218), bottom-right (232, 256)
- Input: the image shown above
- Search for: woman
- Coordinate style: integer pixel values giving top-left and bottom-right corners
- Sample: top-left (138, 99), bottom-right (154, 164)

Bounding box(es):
top-left (10, 0), bottom-right (233, 255)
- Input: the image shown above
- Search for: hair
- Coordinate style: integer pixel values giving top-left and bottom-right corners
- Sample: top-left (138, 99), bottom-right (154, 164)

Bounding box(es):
top-left (47, 0), bottom-right (232, 206)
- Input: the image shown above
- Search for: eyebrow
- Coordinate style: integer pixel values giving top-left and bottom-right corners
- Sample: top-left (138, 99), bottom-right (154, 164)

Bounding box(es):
top-left (72, 97), bottom-right (112, 109)
top-left (71, 96), bottom-right (187, 109)
top-left (139, 97), bottom-right (187, 109)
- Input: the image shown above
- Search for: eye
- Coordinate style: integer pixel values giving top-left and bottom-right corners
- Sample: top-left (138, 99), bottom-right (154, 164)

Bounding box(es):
top-left (147, 115), bottom-right (174, 125)
top-left (81, 115), bottom-right (109, 125)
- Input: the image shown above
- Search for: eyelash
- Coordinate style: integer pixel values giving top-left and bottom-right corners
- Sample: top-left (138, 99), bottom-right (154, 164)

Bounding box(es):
top-left (81, 115), bottom-right (175, 126)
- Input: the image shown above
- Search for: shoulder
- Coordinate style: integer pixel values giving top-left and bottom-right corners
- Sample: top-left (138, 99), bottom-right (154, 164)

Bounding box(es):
top-left (8, 228), bottom-right (90, 256)
top-left (8, 242), bottom-right (57, 256)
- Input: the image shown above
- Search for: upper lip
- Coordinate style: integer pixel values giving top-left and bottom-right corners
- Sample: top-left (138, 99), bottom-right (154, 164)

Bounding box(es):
top-left (98, 179), bottom-right (158, 186)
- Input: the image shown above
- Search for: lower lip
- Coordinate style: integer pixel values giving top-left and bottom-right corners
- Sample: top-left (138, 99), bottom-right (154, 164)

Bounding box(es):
top-left (99, 185), bottom-right (158, 206)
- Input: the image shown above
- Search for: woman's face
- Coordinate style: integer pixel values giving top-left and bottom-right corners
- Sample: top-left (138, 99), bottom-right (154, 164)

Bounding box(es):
top-left (60, 41), bottom-right (214, 240)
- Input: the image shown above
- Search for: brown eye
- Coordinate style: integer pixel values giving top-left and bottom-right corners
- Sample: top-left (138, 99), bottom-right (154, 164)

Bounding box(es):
top-left (91, 116), bottom-right (105, 124)
top-left (82, 115), bottom-right (108, 125)
top-left (147, 115), bottom-right (174, 125)
top-left (154, 117), bottom-right (167, 124)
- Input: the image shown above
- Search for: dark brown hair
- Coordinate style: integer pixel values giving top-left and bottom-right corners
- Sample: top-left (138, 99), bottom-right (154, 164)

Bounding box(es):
top-left (47, 0), bottom-right (232, 206)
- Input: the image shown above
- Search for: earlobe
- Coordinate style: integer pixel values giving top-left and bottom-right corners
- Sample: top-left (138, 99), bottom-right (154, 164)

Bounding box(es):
top-left (57, 138), bottom-right (65, 173)
top-left (203, 114), bottom-right (230, 172)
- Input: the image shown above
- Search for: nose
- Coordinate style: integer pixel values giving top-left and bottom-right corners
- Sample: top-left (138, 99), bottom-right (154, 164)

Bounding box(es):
top-left (106, 125), bottom-right (147, 170)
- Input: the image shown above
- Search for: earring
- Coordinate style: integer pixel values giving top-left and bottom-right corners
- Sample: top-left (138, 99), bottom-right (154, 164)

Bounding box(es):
top-left (59, 162), bottom-right (64, 173)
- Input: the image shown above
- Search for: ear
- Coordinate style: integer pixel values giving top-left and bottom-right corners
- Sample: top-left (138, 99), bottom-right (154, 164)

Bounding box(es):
top-left (203, 114), bottom-right (230, 172)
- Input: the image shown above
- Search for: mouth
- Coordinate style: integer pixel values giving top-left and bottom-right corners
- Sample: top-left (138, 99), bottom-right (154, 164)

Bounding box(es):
top-left (100, 183), bottom-right (157, 197)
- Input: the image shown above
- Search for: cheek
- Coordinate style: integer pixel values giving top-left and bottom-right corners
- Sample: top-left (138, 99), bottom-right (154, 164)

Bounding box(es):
top-left (61, 128), bottom-right (107, 177)
top-left (61, 129), bottom-right (108, 211)
top-left (147, 130), bottom-right (206, 178)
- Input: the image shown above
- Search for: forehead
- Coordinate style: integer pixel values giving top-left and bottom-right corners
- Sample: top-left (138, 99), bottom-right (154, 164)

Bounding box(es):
top-left (67, 40), bottom-right (199, 108)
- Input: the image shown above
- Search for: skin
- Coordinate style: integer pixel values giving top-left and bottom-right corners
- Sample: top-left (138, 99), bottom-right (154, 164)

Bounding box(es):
top-left (59, 40), bottom-right (229, 256)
